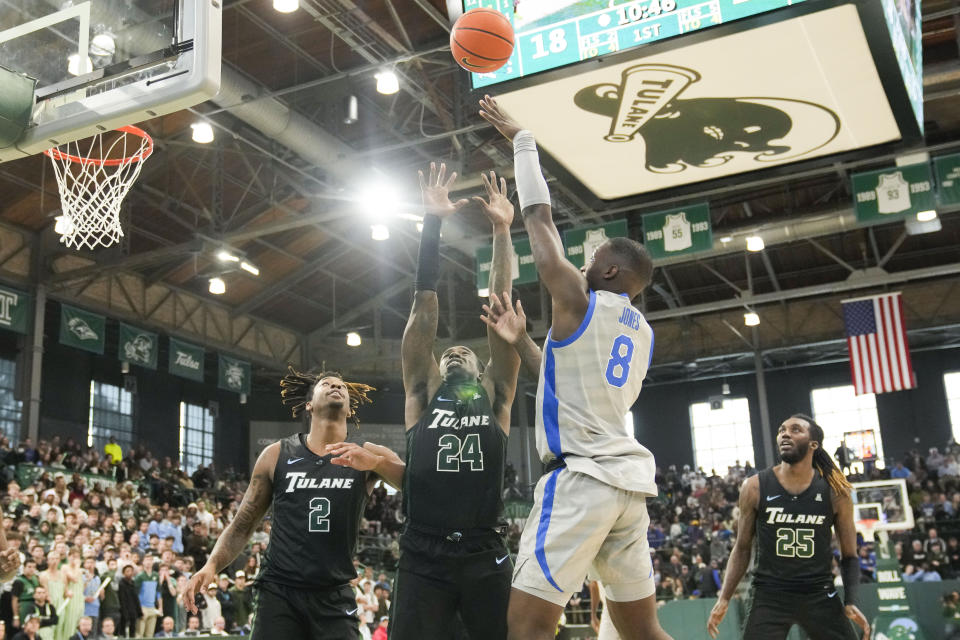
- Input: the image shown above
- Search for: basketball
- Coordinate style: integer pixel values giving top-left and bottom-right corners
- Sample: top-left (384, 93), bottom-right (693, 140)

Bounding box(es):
top-left (450, 8), bottom-right (514, 73)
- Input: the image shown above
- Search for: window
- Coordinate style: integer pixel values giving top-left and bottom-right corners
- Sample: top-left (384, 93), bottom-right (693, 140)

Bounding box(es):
top-left (946, 372), bottom-right (960, 442)
top-left (0, 359), bottom-right (21, 442)
top-left (88, 381), bottom-right (134, 453)
top-left (690, 398), bottom-right (755, 476)
top-left (810, 385), bottom-right (884, 471)
top-left (180, 402), bottom-right (215, 474)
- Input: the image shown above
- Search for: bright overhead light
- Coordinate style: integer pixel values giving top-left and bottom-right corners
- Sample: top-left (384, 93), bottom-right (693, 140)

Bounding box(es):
top-left (376, 70), bottom-right (400, 95)
top-left (346, 332), bottom-right (362, 347)
top-left (371, 225), bottom-right (390, 241)
top-left (191, 122), bottom-right (214, 144)
top-left (477, 288), bottom-right (490, 297)
top-left (744, 312), bottom-right (760, 327)
top-left (90, 33), bottom-right (116, 58)
top-left (208, 277), bottom-right (226, 295)
top-left (344, 95), bottom-right (358, 125)
top-left (358, 181), bottom-right (401, 220)
top-left (416, 222), bottom-right (424, 233)
top-left (720, 236), bottom-right (732, 244)
top-left (745, 235), bottom-right (765, 252)
top-left (273, 0), bottom-right (299, 12)
top-left (240, 261), bottom-right (260, 276)
top-left (916, 210), bottom-right (938, 222)
top-left (67, 53), bottom-right (92, 76)
top-left (216, 250), bottom-right (240, 263)
top-left (54, 215), bottom-right (75, 236)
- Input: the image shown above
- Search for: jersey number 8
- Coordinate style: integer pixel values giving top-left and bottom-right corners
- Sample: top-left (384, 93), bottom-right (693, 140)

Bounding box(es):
top-left (605, 335), bottom-right (635, 388)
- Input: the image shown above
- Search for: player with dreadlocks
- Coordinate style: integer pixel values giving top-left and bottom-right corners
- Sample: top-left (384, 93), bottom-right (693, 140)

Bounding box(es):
top-left (183, 368), bottom-right (404, 640)
top-left (707, 414), bottom-right (870, 640)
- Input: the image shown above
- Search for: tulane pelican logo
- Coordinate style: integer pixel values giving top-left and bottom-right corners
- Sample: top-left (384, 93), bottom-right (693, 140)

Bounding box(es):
top-left (574, 64), bottom-right (841, 173)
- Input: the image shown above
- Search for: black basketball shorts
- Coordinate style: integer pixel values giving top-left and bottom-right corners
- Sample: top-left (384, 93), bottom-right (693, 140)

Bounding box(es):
top-left (251, 581), bottom-right (361, 640)
top-left (743, 584), bottom-right (860, 640)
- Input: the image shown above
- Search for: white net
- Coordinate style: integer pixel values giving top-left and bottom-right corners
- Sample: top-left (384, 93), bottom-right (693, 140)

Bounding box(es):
top-left (45, 126), bottom-right (153, 251)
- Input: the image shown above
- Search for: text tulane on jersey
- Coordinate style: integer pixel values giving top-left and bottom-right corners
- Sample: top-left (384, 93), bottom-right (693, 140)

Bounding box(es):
top-left (617, 305), bottom-right (645, 331)
top-left (764, 507), bottom-right (826, 525)
top-left (282, 471), bottom-right (356, 493)
top-left (426, 408), bottom-right (491, 430)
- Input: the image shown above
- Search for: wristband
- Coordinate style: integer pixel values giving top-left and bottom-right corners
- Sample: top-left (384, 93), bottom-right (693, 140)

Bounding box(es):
top-left (840, 555), bottom-right (859, 607)
top-left (513, 130), bottom-right (551, 211)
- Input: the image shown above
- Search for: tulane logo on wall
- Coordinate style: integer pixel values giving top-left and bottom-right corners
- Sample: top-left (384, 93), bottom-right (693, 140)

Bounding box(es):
top-left (574, 64), bottom-right (841, 175)
top-left (119, 323), bottom-right (158, 370)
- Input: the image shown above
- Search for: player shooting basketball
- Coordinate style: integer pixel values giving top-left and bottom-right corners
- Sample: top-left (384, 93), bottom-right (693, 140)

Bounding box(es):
top-left (478, 95), bottom-right (669, 640)
top-left (387, 163), bottom-right (521, 639)
top-left (706, 414), bottom-right (870, 640)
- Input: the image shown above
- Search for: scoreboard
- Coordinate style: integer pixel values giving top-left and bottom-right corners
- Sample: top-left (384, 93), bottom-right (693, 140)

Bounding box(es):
top-left (464, 0), bottom-right (808, 89)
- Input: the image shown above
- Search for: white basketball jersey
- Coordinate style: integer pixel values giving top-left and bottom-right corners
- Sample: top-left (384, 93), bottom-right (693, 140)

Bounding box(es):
top-left (662, 213), bottom-right (692, 252)
top-left (875, 172), bottom-right (911, 214)
top-left (535, 290), bottom-right (657, 495)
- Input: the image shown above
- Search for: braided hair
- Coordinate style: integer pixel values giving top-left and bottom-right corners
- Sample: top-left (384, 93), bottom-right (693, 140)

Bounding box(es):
top-left (280, 366), bottom-right (375, 428)
top-left (790, 413), bottom-right (853, 497)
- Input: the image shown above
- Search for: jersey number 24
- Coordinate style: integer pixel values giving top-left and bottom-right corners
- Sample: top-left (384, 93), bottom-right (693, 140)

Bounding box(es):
top-left (605, 335), bottom-right (635, 388)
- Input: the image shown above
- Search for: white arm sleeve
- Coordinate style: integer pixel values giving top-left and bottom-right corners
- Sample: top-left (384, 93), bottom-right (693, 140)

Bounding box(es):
top-left (513, 130), bottom-right (551, 211)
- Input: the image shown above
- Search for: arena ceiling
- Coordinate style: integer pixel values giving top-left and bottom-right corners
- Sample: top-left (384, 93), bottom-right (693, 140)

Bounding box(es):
top-left (0, 0), bottom-right (959, 385)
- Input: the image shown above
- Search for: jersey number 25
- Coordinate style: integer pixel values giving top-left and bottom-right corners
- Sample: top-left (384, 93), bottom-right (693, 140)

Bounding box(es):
top-left (605, 335), bottom-right (635, 388)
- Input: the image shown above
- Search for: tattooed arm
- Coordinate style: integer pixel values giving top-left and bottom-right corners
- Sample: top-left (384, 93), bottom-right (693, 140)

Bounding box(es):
top-left (182, 443), bottom-right (277, 613)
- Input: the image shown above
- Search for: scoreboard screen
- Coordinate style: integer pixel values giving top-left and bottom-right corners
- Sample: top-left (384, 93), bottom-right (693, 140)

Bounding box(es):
top-left (464, 0), bottom-right (808, 89)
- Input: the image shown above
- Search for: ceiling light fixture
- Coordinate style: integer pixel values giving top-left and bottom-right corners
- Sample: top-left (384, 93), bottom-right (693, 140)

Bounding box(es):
top-left (744, 312), bottom-right (760, 327)
top-left (916, 210), bottom-right (938, 222)
top-left (191, 122), bottom-right (214, 144)
top-left (208, 277), bottom-right (226, 295)
top-left (216, 250), bottom-right (240, 263)
top-left (745, 235), bottom-right (765, 252)
top-left (346, 332), bottom-right (362, 347)
top-left (240, 261), bottom-right (260, 276)
top-left (273, 0), bottom-right (299, 12)
top-left (375, 70), bottom-right (400, 95)
top-left (371, 225), bottom-right (390, 241)
top-left (720, 236), bottom-right (732, 244)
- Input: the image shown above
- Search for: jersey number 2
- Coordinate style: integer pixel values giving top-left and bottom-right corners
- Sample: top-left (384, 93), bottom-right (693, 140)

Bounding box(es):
top-left (605, 335), bottom-right (635, 388)
top-left (437, 433), bottom-right (484, 472)
top-left (775, 527), bottom-right (814, 558)
top-left (308, 497), bottom-right (331, 533)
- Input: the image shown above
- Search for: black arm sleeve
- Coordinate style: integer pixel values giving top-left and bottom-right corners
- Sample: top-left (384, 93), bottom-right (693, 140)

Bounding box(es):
top-left (414, 214), bottom-right (442, 292)
top-left (840, 555), bottom-right (860, 607)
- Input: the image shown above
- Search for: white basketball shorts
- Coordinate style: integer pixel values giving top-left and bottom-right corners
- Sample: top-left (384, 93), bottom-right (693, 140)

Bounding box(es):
top-left (512, 467), bottom-right (655, 607)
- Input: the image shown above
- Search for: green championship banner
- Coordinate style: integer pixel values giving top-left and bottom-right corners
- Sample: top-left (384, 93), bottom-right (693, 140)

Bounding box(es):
top-left (642, 203), bottom-right (712, 259)
top-left (852, 163), bottom-right (935, 224)
top-left (169, 338), bottom-right (204, 382)
top-left (872, 537), bottom-right (927, 640)
top-left (0, 285), bottom-right (31, 335)
top-left (118, 323), bottom-right (158, 370)
top-left (935, 153), bottom-right (960, 207)
top-left (563, 219), bottom-right (628, 268)
top-left (59, 304), bottom-right (105, 354)
top-left (476, 236), bottom-right (537, 291)
top-left (218, 355), bottom-right (251, 395)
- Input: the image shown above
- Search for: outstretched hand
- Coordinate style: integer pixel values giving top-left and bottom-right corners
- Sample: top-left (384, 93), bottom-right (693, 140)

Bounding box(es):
top-left (327, 442), bottom-right (383, 472)
top-left (473, 171), bottom-right (514, 230)
top-left (479, 95), bottom-right (522, 142)
top-left (419, 162), bottom-right (468, 218)
top-left (481, 291), bottom-right (527, 346)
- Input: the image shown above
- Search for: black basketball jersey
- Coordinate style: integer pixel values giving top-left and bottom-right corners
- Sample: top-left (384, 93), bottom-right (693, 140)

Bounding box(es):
top-left (403, 381), bottom-right (506, 530)
top-left (752, 467), bottom-right (835, 591)
top-left (258, 434), bottom-right (368, 589)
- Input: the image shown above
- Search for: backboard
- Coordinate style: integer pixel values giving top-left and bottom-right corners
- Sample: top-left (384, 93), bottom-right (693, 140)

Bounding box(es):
top-left (0, 0), bottom-right (220, 162)
top-left (852, 479), bottom-right (914, 537)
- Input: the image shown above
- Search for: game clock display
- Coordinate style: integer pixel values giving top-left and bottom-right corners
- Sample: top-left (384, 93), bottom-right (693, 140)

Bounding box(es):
top-left (464, 0), bottom-right (808, 89)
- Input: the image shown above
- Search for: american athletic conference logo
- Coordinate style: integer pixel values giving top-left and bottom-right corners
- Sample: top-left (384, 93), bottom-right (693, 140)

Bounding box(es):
top-left (574, 64), bottom-right (842, 173)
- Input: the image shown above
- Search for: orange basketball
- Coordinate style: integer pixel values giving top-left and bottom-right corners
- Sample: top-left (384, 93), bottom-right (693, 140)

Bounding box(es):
top-left (450, 8), bottom-right (515, 73)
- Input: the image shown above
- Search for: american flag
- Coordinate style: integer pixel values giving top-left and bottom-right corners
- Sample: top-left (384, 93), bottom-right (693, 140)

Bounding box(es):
top-left (842, 293), bottom-right (916, 395)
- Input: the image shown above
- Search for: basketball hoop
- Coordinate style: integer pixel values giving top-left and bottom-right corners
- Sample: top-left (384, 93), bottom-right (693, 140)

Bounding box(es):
top-left (44, 125), bottom-right (153, 250)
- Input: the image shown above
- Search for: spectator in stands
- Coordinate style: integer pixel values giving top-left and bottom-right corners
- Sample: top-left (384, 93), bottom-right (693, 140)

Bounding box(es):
top-left (890, 462), bottom-right (912, 479)
top-left (68, 616), bottom-right (93, 640)
top-left (929, 541), bottom-right (949, 576)
top-left (905, 539), bottom-right (928, 569)
top-left (859, 545), bottom-right (877, 582)
top-left (208, 616), bottom-right (228, 636)
top-left (81, 557), bottom-right (100, 633)
top-left (925, 527), bottom-right (947, 553)
top-left (103, 438), bottom-right (122, 466)
top-left (135, 555), bottom-right (161, 637)
top-left (14, 614), bottom-right (40, 640)
top-left (12, 559), bottom-right (39, 626)
top-left (26, 585), bottom-right (57, 640)
top-left (228, 572), bottom-right (251, 633)
top-left (100, 617), bottom-right (117, 640)
top-left (154, 616), bottom-right (176, 638)
top-left (372, 616), bottom-right (388, 640)
top-left (200, 583), bottom-right (221, 630)
top-left (117, 564), bottom-right (141, 637)
top-left (180, 614), bottom-right (202, 637)
top-left (214, 575), bottom-right (234, 631)
top-left (99, 558), bottom-right (121, 633)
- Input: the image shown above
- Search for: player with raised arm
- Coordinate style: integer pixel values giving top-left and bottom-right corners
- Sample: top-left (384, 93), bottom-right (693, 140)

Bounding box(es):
top-left (478, 96), bottom-right (669, 640)
top-left (181, 369), bottom-right (404, 640)
top-left (389, 163), bottom-right (521, 639)
top-left (706, 414), bottom-right (870, 640)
